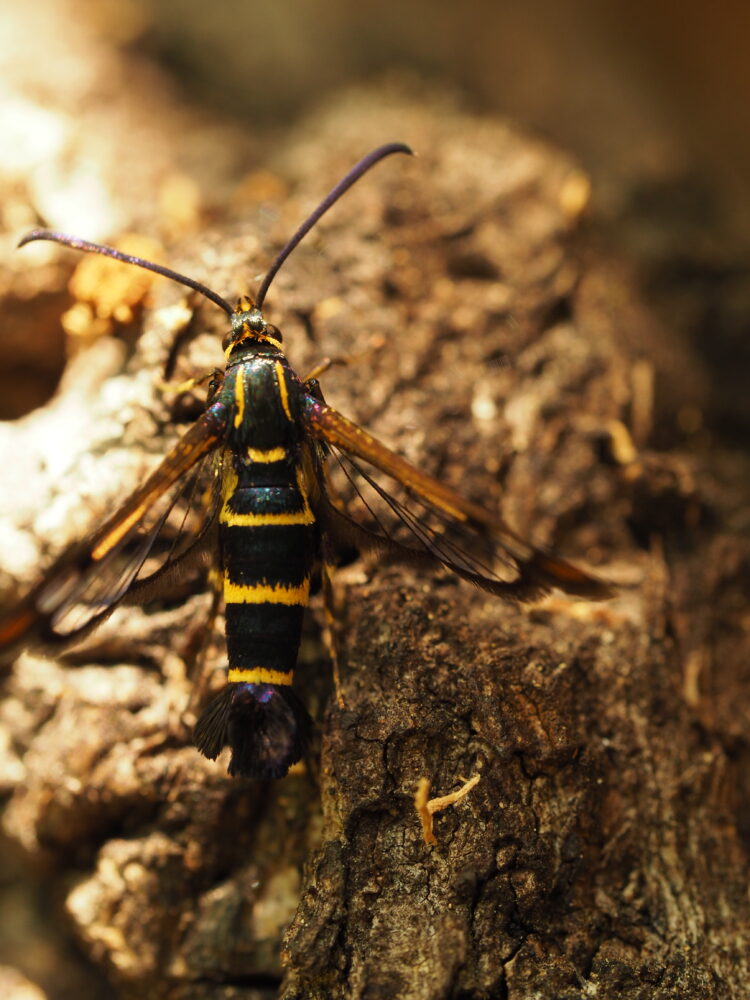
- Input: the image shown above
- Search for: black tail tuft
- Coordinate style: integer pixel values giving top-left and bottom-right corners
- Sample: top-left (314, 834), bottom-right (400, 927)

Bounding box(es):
top-left (193, 682), bottom-right (313, 780)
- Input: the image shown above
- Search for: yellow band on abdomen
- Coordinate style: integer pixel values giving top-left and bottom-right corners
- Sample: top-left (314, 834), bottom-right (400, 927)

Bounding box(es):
top-left (228, 667), bottom-right (293, 685)
top-left (223, 579), bottom-right (310, 604)
top-left (246, 446), bottom-right (288, 463)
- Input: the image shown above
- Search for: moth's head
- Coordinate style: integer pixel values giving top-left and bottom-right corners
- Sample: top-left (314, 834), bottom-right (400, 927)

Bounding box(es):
top-left (223, 295), bottom-right (283, 355)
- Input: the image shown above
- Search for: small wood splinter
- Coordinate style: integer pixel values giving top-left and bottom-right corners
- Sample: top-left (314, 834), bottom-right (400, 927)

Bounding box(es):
top-left (415, 773), bottom-right (481, 845)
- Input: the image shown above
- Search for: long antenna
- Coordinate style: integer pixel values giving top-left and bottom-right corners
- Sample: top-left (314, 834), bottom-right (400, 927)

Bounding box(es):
top-left (17, 231), bottom-right (235, 317)
top-left (18, 143), bottom-right (414, 320)
top-left (255, 141), bottom-right (413, 309)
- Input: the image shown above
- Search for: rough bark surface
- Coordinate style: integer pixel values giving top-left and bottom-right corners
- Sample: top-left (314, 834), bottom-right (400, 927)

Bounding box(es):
top-left (0, 18), bottom-right (748, 1000)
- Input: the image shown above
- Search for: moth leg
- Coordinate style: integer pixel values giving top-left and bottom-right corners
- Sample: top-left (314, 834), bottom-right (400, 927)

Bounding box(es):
top-left (157, 367), bottom-right (224, 399)
top-left (303, 359), bottom-right (342, 385)
top-left (321, 558), bottom-right (344, 709)
top-left (155, 369), bottom-right (225, 426)
top-left (302, 333), bottom-right (385, 386)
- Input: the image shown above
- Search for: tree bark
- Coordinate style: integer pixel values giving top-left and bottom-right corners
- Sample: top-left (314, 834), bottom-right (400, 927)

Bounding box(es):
top-left (1, 56), bottom-right (748, 1000)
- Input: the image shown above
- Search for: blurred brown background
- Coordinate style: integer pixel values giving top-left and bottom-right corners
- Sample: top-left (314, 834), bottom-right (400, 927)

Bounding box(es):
top-left (142, 0), bottom-right (750, 223)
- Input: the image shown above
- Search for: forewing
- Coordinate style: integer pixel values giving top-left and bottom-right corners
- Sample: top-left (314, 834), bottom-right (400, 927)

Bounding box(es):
top-left (0, 401), bottom-right (229, 660)
top-left (304, 396), bottom-right (612, 601)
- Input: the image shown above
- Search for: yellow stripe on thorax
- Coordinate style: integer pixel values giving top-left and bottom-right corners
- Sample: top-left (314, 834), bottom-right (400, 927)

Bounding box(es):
top-left (223, 578), bottom-right (310, 605)
top-left (233, 370), bottom-right (245, 429)
top-left (228, 667), bottom-right (293, 685)
top-left (275, 361), bottom-right (293, 422)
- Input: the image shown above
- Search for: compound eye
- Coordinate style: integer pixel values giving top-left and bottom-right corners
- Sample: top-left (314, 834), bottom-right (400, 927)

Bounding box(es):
top-left (222, 329), bottom-right (235, 351)
top-left (265, 323), bottom-right (283, 343)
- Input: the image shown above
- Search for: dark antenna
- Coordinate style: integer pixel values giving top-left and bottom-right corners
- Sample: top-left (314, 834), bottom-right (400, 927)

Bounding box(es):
top-left (18, 142), bottom-right (413, 319)
top-left (18, 231), bottom-right (235, 317)
top-left (255, 141), bottom-right (413, 309)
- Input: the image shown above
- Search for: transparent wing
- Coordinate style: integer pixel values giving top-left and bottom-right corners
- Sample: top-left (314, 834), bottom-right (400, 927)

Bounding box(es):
top-left (0, 402), bottom-right (229, 660)
top-left (304, 396), bottom-right (613, 602)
